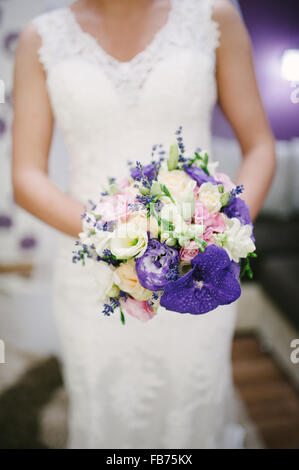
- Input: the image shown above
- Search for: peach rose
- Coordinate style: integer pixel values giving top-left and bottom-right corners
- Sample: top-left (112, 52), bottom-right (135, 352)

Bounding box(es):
top-left (113, 260), bottom-right (151, 301)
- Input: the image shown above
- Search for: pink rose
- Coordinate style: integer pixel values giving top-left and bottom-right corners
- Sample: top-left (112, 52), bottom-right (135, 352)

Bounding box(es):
top-left (194, 201), bottom-right (226, 233)
top-left (202, 226), bottom-right (214, 245)
top-left (118, 178), bottom-right (130, 193)
top-left (180, 240), bottom-right (200, 261)
top-left (121, 297), bottom-right (155, 323)
top-left (194, 200), bottom-right (210, 225)
top-left (96, 194), bottom-right (133, 222)
top-left (214, 172), bottom-right (235, 192)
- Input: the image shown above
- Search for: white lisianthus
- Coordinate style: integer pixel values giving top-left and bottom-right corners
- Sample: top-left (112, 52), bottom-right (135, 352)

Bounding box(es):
top-left (92, 262), bottom-right (115, 301)
top-left (110, 222), bottom-right (148, 260)
top-left (222, 216), bottom-right (256, 262)
top-left (196, 182), bottom-right (222, 214)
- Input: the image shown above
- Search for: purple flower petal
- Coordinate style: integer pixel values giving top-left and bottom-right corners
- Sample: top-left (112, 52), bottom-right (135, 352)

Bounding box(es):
top-left (223, 197), bottom-right (251, 226)
top-left (185, 166), bottom-right (217, 186)
top-left (191, 244), bottom-right (231, 276)
top-left (160, 245), bottom-right (241, 315)
top-left (131, 163), bottom-right (156, 181)
top-left (160, 269), bottom-right (220, 314)
top-left (135, 239), bottom-right (179, 291)
top-left (226, 261), bottom-right (241, 279)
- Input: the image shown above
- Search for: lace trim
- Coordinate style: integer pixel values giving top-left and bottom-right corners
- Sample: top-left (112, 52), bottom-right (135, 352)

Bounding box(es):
top-left (33, 0), bottom-right (220, 105)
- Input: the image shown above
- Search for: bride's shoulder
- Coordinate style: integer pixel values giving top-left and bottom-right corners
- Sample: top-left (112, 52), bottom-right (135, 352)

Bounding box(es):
top-left (212, 0), bottom-right (241, 23)
top-left (16, 8), bottom-right (68, 58)
top-left (212, 0), bottom-right (250, 47)
top-left (16, 20), bottom-right (42, 60)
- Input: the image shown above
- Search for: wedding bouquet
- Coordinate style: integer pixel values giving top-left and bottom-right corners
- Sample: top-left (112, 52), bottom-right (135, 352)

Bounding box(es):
top-left (73, 128), bottom-right (256, 324)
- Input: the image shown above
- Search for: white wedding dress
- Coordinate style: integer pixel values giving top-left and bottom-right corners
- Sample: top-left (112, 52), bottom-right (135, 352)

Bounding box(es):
top-left (33, 0), bottom-right (244, 449)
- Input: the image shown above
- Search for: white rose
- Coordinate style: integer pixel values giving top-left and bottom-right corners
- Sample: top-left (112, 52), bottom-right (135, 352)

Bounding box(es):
top-left (196, 182), bottom-right (222, 214)
top-left (128, 210), bottom-right (159, 239)
top-left (158, 170), bottom-right (196, 204)
top-left (110, 222), bottom-right (148, 260)
top-left (222, 216), bottom-right (256, 262)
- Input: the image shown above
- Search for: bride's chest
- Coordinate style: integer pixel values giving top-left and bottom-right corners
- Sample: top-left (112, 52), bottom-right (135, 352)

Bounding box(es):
top-left (47, 48), bottom-right (217, 130)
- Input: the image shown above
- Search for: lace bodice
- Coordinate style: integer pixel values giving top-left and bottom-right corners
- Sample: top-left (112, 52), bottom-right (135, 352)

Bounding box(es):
top-left (33, 0), bottom-right (220, 203)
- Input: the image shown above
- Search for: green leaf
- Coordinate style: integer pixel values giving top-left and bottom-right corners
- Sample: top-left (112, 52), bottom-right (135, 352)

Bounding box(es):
top-left (160, 184), bottom-right (175, 204)
top-left (240, 253), bottom-right (257, 279)
top-left (194, 237), bottom-right (207, 253)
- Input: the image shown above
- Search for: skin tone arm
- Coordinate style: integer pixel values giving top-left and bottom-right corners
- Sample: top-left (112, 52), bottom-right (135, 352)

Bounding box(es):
top-left (214, 0), bottom-right (276, 221)
top-left (12, 24), bottom-right (84, 238)
top-left (12, 0), bottom-right (275, 238)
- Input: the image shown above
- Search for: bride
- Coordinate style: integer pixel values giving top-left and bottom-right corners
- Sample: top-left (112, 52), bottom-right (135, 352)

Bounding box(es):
top-left (12, 0), bottom-right (275, 449)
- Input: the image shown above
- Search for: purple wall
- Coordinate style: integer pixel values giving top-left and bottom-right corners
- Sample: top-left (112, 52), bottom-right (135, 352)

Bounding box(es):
top-left (212, 0), bottom-right (299, 140)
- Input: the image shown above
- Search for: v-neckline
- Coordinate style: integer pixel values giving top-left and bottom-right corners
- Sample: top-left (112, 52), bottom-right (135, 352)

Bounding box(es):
top-left (66, 0), bottom-right (175, 67)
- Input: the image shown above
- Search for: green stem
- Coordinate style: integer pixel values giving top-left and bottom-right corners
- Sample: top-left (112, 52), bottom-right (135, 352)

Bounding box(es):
top-left (120, 307), bottom-right (126, 325)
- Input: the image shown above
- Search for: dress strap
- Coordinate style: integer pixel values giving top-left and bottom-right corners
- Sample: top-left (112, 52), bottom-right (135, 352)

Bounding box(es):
top-left (32, 8), bottom-right (72, 72)
top-left (171, 0), bottom-right (220, 54)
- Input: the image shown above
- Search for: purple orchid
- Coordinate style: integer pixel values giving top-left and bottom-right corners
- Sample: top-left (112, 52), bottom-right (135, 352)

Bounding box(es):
top-left (131, 163), bottom-right (156, 182)
top-left (160, 245), bottom-right (241, 315)
top-left (135, 239), bottom-right (179, 291)
top-left (184, 166), bottom-right (217, 186)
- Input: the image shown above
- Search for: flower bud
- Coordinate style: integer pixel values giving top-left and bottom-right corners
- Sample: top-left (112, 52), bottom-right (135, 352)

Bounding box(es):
top-left (150, 181), bottom-right (162, 196)
top-left (167, 143), bottom-right (179, 171)
top-left (107, 284), bottom-right (120, 298)
top-left (165, 237), bottom-right (176, 247)
top-left (220, 192), bottom-right (230, 207)
top-left (139, 186), bottom-right (151, 196)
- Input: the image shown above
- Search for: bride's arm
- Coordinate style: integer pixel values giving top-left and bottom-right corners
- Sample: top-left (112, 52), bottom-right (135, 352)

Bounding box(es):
top-left (214, 0), bottom-right (276, 221)
top-left (12, 23), bottom-right (84, 238)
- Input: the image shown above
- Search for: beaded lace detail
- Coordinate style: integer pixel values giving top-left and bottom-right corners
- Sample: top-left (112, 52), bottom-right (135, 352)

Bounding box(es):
top-left (34, 0), bottom-right (220, 107)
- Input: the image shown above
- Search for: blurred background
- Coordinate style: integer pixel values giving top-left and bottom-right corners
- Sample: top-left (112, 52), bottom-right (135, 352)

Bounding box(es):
top-left (0, 0), bottom-right (299, 449)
